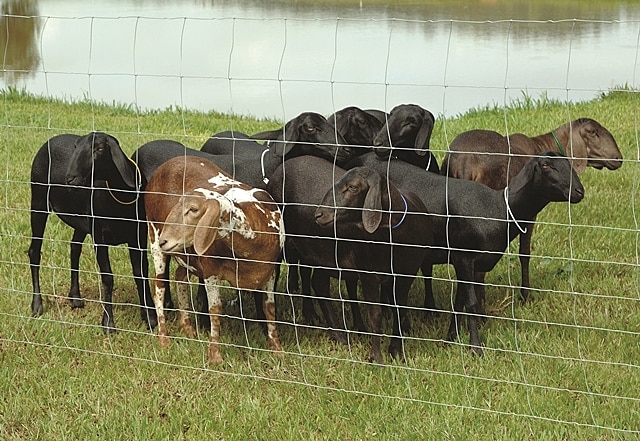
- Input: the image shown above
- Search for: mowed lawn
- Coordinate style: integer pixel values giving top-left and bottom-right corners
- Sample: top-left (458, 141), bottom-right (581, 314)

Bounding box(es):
top-left (1, 88), bottom-right (639, 440)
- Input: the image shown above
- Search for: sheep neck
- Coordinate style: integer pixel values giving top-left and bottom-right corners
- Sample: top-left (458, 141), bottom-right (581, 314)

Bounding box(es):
top-left (105, 159), bottom-right (142, 205)
top-left (503, 188), bottom-right (527, 234)
top-left (550, 130), bottom-right (566, 156)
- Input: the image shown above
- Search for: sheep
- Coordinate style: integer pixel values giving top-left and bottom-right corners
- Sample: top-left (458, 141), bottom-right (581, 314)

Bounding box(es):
top-left (326, 106), bottom-right (385, 155)
top-left (267, 156), bottom-right (432, 363)
top-left (199, 131), bottom-right (259, 157)
top-left (291, 106), bottom-right (438, 326)
top-left (315, 165), bottom-right (433, 363)
top-left (282, 106), bottom-right (386, 322)
top-left (344, 151), bottom-right (584, 356)
top-left (372, 104), bottom-right (440, 173)
top-left (200, 112), bottom-right (354, 187)
top-left (144, 155), bottom-right (284, 364)
top-left (133, 133), bottom-right (353, 326)
top-left (28, 132), bottom-right (156, 332)
top-left (440, 118), bottom-right (622, 303)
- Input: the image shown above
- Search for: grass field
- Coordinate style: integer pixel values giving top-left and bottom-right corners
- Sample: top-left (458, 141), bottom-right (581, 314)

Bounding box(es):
top-left (1, 88), bottom-right (639, 440)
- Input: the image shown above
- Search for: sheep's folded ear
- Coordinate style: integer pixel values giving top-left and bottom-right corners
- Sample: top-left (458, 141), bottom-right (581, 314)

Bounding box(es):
top-left (252, 128), bottom-right (294, 157)
top-left (193, 201), bottom-right (221, 256)
top-left (362, 173), bottom-right (383, 233)
top-left (108, 136), bottom-right (139, 188)
top-left (414, 110), bottom-right (435, 156)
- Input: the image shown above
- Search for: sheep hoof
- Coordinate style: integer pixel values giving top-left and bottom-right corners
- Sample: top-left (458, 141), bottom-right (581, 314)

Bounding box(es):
top-left (141, 308), bottom-right (158, 330)
top-left (101, 315), bottom-right (116, 334)
top-left (328, 329), bottom-right (349, 345)
top-left (70, 297), bottom-right (85, 309)
top-left (388, 345), bottom-right (406, 363)
top-left (208, 347), bottom-right (224, 365)
top-left (470, 344), bottom-right (484, 357)
top-left (181, 323), bottom-right (196, 339)
top-left (31, 300), bottom-right (44, 317)
top-left (158, 335), bottom-right (171, 348)
top-left (367, 352), bottom-right (384, 365)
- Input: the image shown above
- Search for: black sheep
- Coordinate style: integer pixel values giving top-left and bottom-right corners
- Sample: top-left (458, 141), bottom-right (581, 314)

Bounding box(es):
top-left (28, 132), bottom-right (156, 332)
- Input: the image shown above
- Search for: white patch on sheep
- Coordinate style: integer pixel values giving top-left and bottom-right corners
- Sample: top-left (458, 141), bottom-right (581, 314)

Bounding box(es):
top-left (276, 214), bottom-right (285, 248)
top-left (194, 188), bottom-right (256, 240)
top-left (194, 187), bottom-right (222, 200)
top-left (208, 173), bottom-right (241, 189)
top-left (224, 187), bottom-right (262, 204)
top-left (148, 223), bottom-right (166, 274)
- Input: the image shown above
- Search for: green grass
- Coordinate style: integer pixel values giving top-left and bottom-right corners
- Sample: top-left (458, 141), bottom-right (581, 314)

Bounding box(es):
top-left (1, 87), bottom-right (640, 440)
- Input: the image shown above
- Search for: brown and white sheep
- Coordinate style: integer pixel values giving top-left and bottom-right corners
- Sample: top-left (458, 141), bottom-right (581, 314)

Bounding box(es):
top-left (144, 156), bottom-right (284, 364)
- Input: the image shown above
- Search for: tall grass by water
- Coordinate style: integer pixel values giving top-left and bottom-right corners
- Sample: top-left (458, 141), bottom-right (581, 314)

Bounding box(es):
top-left (1, 88), bottom-right (639, 440)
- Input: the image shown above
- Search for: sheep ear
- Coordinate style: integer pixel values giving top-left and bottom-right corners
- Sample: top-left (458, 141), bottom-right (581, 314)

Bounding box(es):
top-left (193, 201), bottom-right (220, 256)
top-left (362, 173), bottom-right (383, 233)
top-left (108, 136), bottom-right (138, 188)
top-left (252, 127), bottom-right (294, 157)
top-left (414, 110), bottom-right (435, 156)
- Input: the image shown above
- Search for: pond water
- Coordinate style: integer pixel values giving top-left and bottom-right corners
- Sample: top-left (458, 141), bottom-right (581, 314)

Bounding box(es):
top-left (2, 0), bottom-right (640, 120)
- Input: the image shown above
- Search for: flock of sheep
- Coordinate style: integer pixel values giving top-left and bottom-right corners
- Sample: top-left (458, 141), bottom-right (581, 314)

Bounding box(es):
top-left (28, 104), bottom-right (623, 364)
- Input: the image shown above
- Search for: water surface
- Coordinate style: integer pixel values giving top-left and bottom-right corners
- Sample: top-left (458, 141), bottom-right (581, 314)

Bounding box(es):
top-left (2, 0), bottom-right (639, 120)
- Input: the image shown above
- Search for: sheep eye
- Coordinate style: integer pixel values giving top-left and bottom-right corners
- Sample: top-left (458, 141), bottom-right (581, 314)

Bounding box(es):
top-left (347, 185), bottom-right (358, 193)
top-left (304, 125), bottom-right (315, 133)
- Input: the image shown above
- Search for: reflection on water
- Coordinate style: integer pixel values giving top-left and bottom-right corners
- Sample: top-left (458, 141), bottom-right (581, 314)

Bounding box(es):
top-left (0, 0), bottom-right (42, 85)
top-left (1, 0), bottom-right (639, 119)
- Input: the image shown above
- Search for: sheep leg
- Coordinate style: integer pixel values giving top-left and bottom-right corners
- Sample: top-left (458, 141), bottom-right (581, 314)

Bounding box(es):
top-left (127, 245), bottom-right (157, 329)
top-left (286, 262), bottom-right (300, 293)
top-left (150, 249), bottom-right (170, 348)
top-left (447, 263), bottom-right (483, 356)
top-left (346, 278), bottom-right (367, 333)
top-left (311, 269), bottom-right (348, 344)
top-left (300, 265), bottom-right (321, 324)
top-left (204, 275), bottom-right (224, 365)
top-left (174, 265), bottom-right (196, 339)
top-left (420, 260), bottom-right (437, 318)
top-left (69, 229), bottom-right (87, 309)
top-left (445, 284), bottom-right (465, 344)
top-left (195, 279), bottom-right (211, 330)
top-left (360, 274), bottom-right (383, 364)
top-left (386, 276), bottom-right (413, 362)
top-left (261, 273), bottom-right (283, 355)
top-left (475, 271), bottom-right (487, 325)
top-left (93, 243), bottom-right (116, 333)
top-left (380, 278), bottom-right (412, 335)
top-left (518, 224), bottom-right (534, 302)
top-left (28, 192), bottom-right (50, 317)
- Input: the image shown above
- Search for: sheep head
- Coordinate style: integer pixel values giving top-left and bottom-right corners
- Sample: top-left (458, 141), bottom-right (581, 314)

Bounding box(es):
top-left (373, 104), bottom-right (435, 157)
top-left (315, 166), bottom-right (383, 234)
top-left (159, 192), bottom-right (222, 256)
top-left (577, 118), bottom-right (623, 171)
top-left (65, 132), bottom-right (138, 188)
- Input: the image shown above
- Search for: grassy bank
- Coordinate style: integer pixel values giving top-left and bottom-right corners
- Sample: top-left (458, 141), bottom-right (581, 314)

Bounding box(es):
top-left (1, 88), bottom-right (639, 440)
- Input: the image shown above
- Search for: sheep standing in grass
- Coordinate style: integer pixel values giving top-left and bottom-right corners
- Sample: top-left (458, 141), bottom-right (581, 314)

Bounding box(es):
top-left (347, 152), bottom-right (585, 355)
top-left (29, 132), bottom-right (156, 331)
top-left (441, 118), bottom-right (622, 303)
top-left (144, 156), bottom-right (284, 364)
